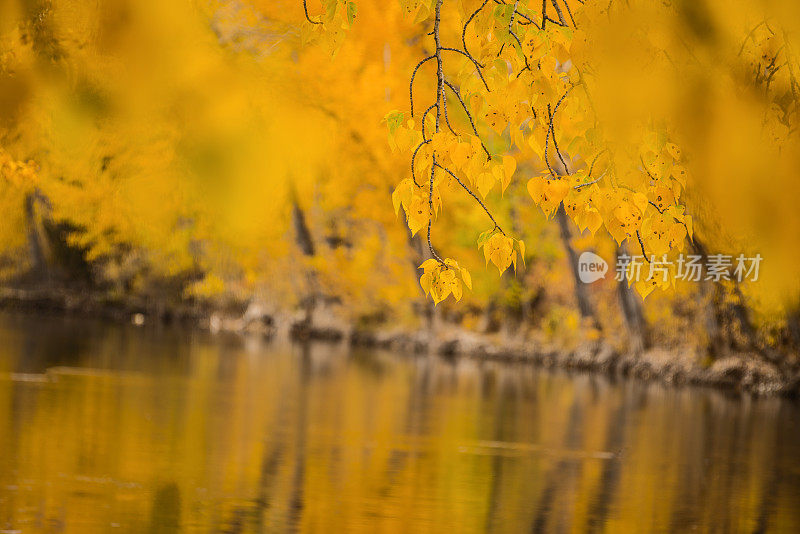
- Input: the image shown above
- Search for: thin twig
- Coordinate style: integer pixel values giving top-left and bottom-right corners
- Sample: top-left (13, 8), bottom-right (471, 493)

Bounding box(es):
top-left (587, 149), bottom-right (607, 177)
top-left (507, 0), bottom-right (531, 71)
top-left (462, 0), bottom-right (491, 71)
top-left (442, 94), bottom-right (458, 135)
top-left (573, 170), bottom-right (606, 190)
top-left (435, 163), bottom-right (505, 234)
top-left (550, 0), bottom-right (568, 25)
top-left (639, 155), bottom-right (656, 181)
top-left (411, 140), bottom-right (431, 187)
top-left (636, 231), bottom-right (651, 263)
top-left (559, 0), bottom-right (577, 28)
top-left (421, 103), bottom-right (438, 141)
top-left (443, 80), bottom-right (492, 160)
top-left (409, 55), bottom-right (435, 117)
top-left (440, 47), bottom-right (489, 90)
top-left (303, 0), bottom-right (322, 24)
top-left (427, 0), bottom-right (446, 263)
top-left (547, 100), bottom-right (570, 174)
top-left (543, 110), bottom-right (557, 177)
top-left (493, 0), bottom-right (541, 29)
top-left (427, 164), bottom-right (443, 262)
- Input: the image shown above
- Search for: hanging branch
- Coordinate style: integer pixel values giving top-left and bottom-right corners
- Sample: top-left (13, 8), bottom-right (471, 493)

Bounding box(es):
top-left (549, 0), bottom-right (568, 26)
top-left (411, 139), bottom-right (431, 187)
top-left (587, 148), bottom-right (607, 177)
top-left (426, 0), bottom-right (446, 263)
top-left (541, 0), bottom-right (566, 28)
top-left (416, 0), bottom-right (507, 265)
top-left (559, 0), bottom-right (578, 27)
top-left (303, 0), bottom-right (322, 24)
top-left (440, 47), bottom-right (490, 90)
top-left (409, 55), bottom-right (435, 117)
top-left (462, 0), bottom-right (491, 68)
top-left (573, 170), bottom-right (606, 190)
top-left (508, 0), bottom-right (531, 71)
top-left (546, 87), bottom-right (573, 175)
top-left (435, 162), bottom-right (505, 234)
top-left (636, 230), bottom-right (652, 263)
top-left (420, 103), bottom-right (438, 141)
top-left (443, 80), bottom-right (492, 159)
top-left (493, 0), bottom-right (541, 29)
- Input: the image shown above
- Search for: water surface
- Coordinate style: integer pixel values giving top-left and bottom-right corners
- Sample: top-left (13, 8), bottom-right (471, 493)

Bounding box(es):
top-left (0, 312), bottom-right (798, 532)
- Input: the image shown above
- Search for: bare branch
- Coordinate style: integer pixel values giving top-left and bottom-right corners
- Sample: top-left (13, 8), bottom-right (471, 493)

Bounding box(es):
top-left (303, 0), bottom-right (322, 24)
top-left (550, 0), bottom-right (568, 25)
top-left (573, 170), bottom-right (606, 190)
top-left (435, 163), bottom-right (505, 234)
top-left (636, 230), bottom-right (651, 263)
top-left (443, 80), bottom-right (492, 160)
top-left (440, 47), bottom-right (489, 90)
top-left (587, 148), bottom-right (607, 177)
top-left (493, 0), bottom-right (541, 29)
top-left (547, 100), bottom-right (570, 174)
top-left (462, 0), bottom-right (491, 70)
top-left (411, 140), bottom-right (431, 187)
top-left (442, 94), bottom-right (458, 135)
top-left (410, 55), bottom-right (435, 117)
top-left (427, 163), bottom-right (443, 262)
top-left (558, 0), bottom-right (577, 28)
top-left (427, 0), bottom-right (446, 264)
top-left (421, 103), bottom-right (437, 141)
top-left (542, 0), bottom-right (567, 27)
top-left (639, 155), bottom-right (657, 181)
top-left (507, 1), bottom-right (532, 71)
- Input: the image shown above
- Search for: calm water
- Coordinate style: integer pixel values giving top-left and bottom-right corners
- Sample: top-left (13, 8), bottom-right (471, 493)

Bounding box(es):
top-left (0, 313), bottom-right (799, 533)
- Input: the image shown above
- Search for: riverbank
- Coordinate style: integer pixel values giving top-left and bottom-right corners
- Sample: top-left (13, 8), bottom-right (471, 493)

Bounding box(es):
top-left (2, 286), bottom-right (798, 397)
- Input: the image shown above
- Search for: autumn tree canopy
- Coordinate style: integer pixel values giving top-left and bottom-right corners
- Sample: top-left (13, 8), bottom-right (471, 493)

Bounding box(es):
top-left (303, 0), bottom-right (800, 313)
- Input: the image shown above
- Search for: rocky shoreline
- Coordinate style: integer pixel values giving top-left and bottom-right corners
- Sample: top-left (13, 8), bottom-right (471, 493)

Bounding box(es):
top-left (1, 286), bottom-right (798, 397)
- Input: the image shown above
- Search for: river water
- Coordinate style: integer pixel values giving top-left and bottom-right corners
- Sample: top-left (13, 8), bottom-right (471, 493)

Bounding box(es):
top-left (0, 312), bottom-right (798, 533)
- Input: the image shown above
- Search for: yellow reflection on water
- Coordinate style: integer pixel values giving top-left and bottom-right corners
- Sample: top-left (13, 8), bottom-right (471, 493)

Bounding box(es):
top-left (0, 313), bottom-right (798, 533)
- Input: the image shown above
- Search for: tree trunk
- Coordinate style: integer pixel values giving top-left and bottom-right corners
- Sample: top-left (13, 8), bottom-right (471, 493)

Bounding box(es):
top-left (292, 202), bottom-right (315, 257)
top-left (615, 246), bottom-right (650, 352)
top-left (556, 205), bottom-right (597, 324)
top-left (291, 201), bottom-right (317, 325)
top-left (24, 190), bottom-right (50, 280)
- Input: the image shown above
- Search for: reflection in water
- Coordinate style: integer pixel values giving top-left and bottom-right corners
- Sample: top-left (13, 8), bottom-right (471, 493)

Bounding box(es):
top-left (0, 312), bottom-right (799, 533)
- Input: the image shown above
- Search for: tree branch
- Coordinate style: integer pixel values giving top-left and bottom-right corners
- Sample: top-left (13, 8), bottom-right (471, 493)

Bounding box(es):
top-left (303, 0), bottom-right (322, 24)
top-left (443, 79), bottom-right (492, 160)
top-left (409, 55), bottom-right (435, 117)
top-left (435, 162), bottom-right (505, 234)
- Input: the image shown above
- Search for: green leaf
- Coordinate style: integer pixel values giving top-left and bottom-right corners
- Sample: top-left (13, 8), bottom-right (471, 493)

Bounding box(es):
top-left (383, 110), bottom-right (405, 134)
top-left (346, 2), bottom-right (357, 26)
top-left (477, 228), bottom-right (497, 248)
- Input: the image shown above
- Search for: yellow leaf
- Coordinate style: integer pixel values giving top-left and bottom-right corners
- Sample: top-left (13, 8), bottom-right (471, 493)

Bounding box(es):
top-left (460, 268), bottom-right (472, 290)
top-left (392, 179), bottom-right (413, 215)
top-left (527, 176), bottom-right (570, 218)
top-left (503, 154), bottom-right (516, 182)
top-left (631, 192), bottom-right (649, 215)
top-left (405, 196), bottom-right (430, 236)
top-left (576, 207), bottom-right (603, 235)
top-left (420, 272), bottom-right (432, 296)
top-left (484, 233), bottom-right (514, 274)
top-left (665, 142), bottom-right (682, 160)
top-left (477, 172), bottom-right (495, 198)
top-left (671, 165), bottom-right (687, 187)
top-left (633, 277), bottom-right (659, 299)
top-left (451, 279), bottom-right (463, 302)
top-left (419, 259), bottom-right (439, 271)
